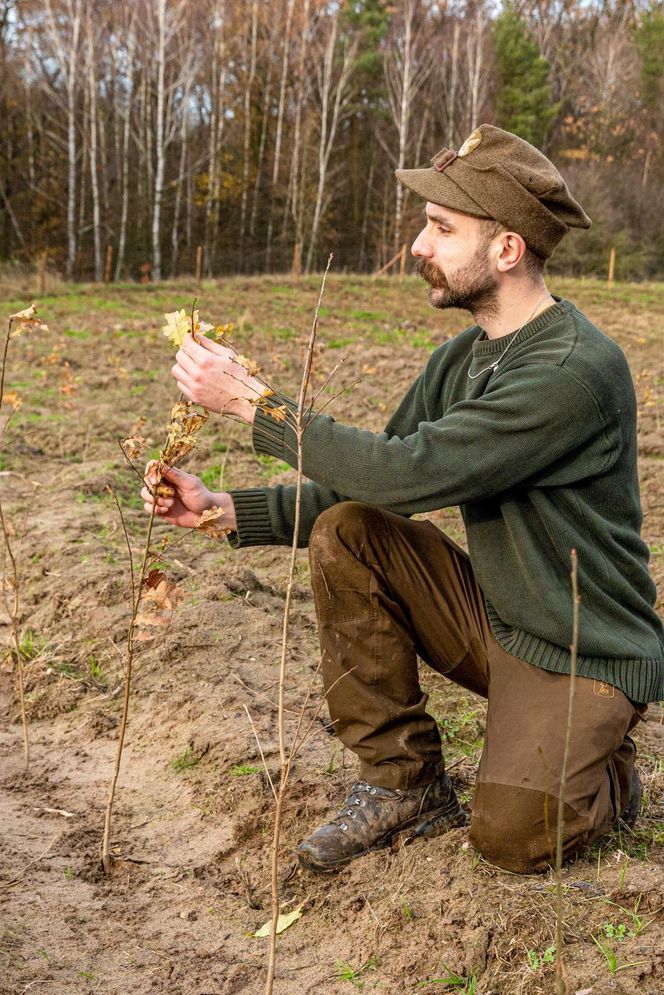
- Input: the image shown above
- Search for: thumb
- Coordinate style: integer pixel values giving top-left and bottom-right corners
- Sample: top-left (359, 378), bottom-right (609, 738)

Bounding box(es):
top-left (161, 464), bottom-right (194, 483)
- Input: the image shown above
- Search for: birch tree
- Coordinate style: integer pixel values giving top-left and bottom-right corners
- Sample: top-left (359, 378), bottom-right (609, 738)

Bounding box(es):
top-left (385, 0), bottom-right (435, 252)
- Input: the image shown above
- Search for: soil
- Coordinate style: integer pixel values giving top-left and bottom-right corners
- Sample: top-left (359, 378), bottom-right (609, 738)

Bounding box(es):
top-left (1, 276), bottom-right (663, 995)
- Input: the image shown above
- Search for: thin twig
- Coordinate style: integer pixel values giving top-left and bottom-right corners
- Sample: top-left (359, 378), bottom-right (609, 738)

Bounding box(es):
top-left (243, 704), bottom-right (277, 802)
top-left (554, 548), bottom-right (579, 994)
top-left (101, 498), bottom-right (158, 874)
top-left (0, 834), bottom-right (59, 890)
top-left (265, 254), bottom-right (333, 995)
top-left (110, 488), bottom-right (136, 609)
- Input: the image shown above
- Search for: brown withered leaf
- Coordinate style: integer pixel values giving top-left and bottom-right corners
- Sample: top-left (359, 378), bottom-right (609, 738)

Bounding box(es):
top-left (135, 612), bottom-right (172, 628)
top-left (9, 304), bottom-right (50, 336)
top-left (143, 568), bottom-right (165, 590)
top-left (195, 507), bottom-right (231, 539)
top-left (261, 403), bottom-right (288, 423)
top-left (2, 391), bottom-right (22, 411)
top-left (135, 631), bottom-right (157, 643)
top-left (142, 577), bottom-right (184, 612)
top-left (233, 354), bottom-right (260, 377)
top-left (161, 400), bottom-right (209, 467)
top-left (121, 435), bottom-right (148, 460)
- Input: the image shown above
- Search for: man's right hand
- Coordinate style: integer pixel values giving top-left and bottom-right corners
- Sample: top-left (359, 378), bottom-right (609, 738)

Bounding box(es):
top-left (141, 462), bottom-right (237, 532)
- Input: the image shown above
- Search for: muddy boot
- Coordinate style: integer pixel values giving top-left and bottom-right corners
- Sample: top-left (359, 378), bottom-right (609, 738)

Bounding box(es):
top-left (297, 769), bottom-right (469, 873)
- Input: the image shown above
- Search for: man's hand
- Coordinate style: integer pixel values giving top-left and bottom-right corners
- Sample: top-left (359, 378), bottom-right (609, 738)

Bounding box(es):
top-left (172, 333), bottom-right (263, 423)
top-left (141, 462), bottom-right (237, 532)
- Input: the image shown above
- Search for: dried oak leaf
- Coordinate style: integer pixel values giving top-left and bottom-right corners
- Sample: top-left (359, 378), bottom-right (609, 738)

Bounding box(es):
top-left (161, 400), bottom-right (209, 466)
top-left (261, 403), bottom-right (288, 423)
top-left (195, 507), bottom-right (231, 539)
top-left (9, 304), bottom-right (50, 336)
top-left (1, 391), bottom-right (22, 411)
top-left (142, 577), bottom-right (184, 612)
top-left (121, 435), bottom-right (148, 460)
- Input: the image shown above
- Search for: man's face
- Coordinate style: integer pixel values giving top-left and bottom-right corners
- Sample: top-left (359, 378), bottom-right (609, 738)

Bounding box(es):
top-left (411, 203), bottom-right (499, 314)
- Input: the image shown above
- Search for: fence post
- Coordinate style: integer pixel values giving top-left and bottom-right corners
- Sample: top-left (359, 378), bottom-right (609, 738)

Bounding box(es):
top-left (292, 242), bottom-right (302, 278)
top-left (195, 244), bottom-right (203, 287)
top-left (104, 244), bottom-right (113, 285)
top-left (608, 246), bottom-right (616, 288)
top-left (38, 251), bottom-right (46, 295)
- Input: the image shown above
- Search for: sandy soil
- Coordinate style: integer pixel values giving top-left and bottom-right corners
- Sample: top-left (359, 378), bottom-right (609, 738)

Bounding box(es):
top-left (1, 276), bottom-right (663, 995)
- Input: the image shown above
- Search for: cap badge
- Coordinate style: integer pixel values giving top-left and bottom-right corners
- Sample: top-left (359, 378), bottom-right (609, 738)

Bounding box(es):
top-left (457, 128), bottom-right (483, 158)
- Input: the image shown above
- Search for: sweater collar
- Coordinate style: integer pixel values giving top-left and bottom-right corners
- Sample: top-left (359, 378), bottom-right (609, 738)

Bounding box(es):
top-left (472, 297), bottom-right (573, 357)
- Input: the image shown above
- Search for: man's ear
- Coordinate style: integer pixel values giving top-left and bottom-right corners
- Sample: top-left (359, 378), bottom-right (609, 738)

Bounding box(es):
top-left (496, 232), bottom-right (527, 273)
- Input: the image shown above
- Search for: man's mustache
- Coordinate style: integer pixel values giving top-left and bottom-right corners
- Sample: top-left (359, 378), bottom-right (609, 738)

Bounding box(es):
top-left (414, 258), bottom-right (448, 289)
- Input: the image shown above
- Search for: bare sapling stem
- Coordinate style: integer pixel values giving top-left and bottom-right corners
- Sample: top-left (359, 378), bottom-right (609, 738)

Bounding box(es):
top-left (101, 494), bottom-right (158, 874)
top-left (0, 496), bottom-right (29, 769)
top-left (265, 255), bottom-right (333, 995)
top-left (0, 317), bottom-right (29, 768)
top-left (554, 548), bottom-right (579, 995)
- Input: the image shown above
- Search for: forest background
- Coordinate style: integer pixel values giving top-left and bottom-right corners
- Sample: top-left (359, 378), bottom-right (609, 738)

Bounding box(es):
top-left (0, 0), bottom-right (663, 284)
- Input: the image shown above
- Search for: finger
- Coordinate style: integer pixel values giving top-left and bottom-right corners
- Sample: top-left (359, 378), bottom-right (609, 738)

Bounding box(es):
top-left (176, 380), bottom-right (195, 402)
top-left (182, 332), bottom-right (233, 361)
top-left (171, 362), bottom-right (195, 386)
top-left (174, 348), bottom-right (199, 376)
top-left (141, 486), bottom-right (154, 503)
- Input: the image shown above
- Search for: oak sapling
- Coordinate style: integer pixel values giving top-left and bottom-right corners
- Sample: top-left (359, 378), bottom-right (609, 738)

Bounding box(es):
top-left (1, 305), bottom-right (50, 770)
top-left (102, 306), bottom-right (212, 873)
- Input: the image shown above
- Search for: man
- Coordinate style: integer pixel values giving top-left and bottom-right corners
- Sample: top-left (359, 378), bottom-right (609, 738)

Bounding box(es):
top-left (142, 125), bottom-right (664, 875)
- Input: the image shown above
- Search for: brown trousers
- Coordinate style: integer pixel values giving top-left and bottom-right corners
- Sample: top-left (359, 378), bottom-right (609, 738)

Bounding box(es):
top-left (309, 502), bottom-right (643, 874)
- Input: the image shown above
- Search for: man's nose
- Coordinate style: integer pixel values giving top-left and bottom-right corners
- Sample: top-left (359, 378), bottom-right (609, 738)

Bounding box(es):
top-left (411, 228), bottom-right (431, 258)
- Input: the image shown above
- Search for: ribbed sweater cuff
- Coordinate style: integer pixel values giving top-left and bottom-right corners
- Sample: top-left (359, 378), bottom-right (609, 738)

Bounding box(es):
top-left (252, 392), bottom-right (299, 463)
top-left (227, 488), bottom-right (274, 548)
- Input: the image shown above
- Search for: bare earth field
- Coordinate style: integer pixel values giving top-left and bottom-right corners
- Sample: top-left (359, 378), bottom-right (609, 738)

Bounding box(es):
top-left (1, 274), bottom-right (663, 995)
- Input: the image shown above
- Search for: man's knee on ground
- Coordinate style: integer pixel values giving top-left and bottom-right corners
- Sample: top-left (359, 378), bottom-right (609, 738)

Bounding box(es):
top-left (469, 783), bottom-right (589, 874)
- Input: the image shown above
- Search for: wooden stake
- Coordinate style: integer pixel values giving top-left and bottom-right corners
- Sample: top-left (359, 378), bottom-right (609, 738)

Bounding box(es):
top-left (399, 243), bottom-right (407, 279)
top-left (608, 246), bottom-right (616, 288)
top-left (195, 244), bottom-right (203, 287)
top-left (371, 247), bottom-right (403, 281)
top-left (104, 244), bottom-right (113, 285)
top-left (38, 252), bottom-right (46, 296)
top-left (292, 241), bottom-right (301, 278)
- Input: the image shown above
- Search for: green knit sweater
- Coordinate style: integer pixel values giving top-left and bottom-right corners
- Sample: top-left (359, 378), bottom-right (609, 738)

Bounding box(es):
top-left (229, 299), bottom-right (664, 703)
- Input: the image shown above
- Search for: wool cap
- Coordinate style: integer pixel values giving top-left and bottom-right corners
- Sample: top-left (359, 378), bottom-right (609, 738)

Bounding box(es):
top-left (396, 124), bottom-right (591, 258)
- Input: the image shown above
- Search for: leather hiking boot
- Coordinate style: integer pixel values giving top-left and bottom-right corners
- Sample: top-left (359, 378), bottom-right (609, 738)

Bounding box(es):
top-left (619, 767), bottom-right (642, 829)
top-left (297, 770), bottom-right (469, 873)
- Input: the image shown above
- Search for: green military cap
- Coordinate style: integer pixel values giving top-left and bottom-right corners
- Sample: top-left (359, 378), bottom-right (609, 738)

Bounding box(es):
top-left (396, 124), bottom-right (591, 259)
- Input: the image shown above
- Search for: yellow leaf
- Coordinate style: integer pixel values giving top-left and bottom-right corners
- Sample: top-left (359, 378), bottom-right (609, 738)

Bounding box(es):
top-left (162, 309), bottom-right (191, 348)
top-left (263, 403), bottom-right (288, 423)
top-left (254, 903), bottom-right (305, 938)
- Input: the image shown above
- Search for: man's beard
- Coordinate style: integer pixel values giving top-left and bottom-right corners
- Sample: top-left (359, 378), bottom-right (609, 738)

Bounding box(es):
top-left (415, 244), bottom-right (499, 317)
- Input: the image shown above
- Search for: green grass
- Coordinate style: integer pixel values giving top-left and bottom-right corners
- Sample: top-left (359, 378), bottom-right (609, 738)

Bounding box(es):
top-left (170, 748), bottom-right (200, 773)
top-left (228, 764), bottom-right (260, 776)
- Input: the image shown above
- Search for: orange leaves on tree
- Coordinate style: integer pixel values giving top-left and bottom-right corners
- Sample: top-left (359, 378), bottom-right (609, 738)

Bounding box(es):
top-left (233, 353), bottom-right (260, 377)
top-left (120, 435), bottom-right (149, 460)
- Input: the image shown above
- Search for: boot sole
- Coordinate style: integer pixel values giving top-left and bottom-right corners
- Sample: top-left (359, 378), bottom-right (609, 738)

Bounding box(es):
top-left (297, 802), bottom-right (469, 874)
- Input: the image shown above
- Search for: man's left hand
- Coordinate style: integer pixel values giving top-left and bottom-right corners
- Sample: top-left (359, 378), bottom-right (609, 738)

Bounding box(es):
top-left (172, 333), bottom-right (263, 423)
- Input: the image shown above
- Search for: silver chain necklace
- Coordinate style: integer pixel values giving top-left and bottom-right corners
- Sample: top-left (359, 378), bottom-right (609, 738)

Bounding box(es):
top-left (467, 294), bottom-right (553, 380)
